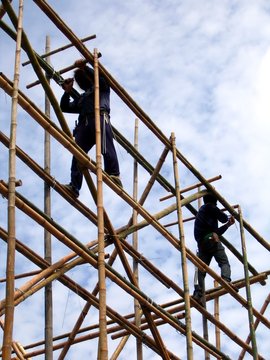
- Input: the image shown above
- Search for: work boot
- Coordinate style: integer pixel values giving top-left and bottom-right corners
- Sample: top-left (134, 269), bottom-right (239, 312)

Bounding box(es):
top-left (192, 290), bottom-right (203, 306)
top-left (63, 183), bottom-right (79, 198)
top-left (110, 175), bottom-right (123, 188)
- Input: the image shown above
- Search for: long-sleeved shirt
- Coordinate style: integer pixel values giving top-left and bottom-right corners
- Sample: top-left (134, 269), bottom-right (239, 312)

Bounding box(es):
top-left (60, 66), bottom-right (110, 121)
top-left (194, 203), bottom-right (229, 242)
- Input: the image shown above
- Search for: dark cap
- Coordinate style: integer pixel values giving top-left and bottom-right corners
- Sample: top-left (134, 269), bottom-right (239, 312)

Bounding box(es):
top-left (203, 194), bottom-right (217, 205)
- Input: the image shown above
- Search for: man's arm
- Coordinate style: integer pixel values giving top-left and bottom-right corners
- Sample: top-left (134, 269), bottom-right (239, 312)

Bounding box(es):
top-left (60, 78), bottom-right (80, 113)
top-left (217, 216), bottom-right (235, 236)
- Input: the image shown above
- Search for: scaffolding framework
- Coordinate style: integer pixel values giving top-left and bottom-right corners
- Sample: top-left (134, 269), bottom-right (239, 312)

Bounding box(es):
top-left (0, 1), bottom-right (269, 359)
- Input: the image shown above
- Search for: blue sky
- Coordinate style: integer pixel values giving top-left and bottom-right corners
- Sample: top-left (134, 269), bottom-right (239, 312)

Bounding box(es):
top-left (0, 1), bottom-right (270, 359)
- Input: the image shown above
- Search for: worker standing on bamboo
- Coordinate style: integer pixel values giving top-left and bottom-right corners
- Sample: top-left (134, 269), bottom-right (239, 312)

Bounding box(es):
top-left (192, 194), bottom-right (238, 304)
top-left (60, 59), bottom-right (122, 197)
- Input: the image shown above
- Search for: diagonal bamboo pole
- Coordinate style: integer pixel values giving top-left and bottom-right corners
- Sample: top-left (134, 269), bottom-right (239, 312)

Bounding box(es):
top-left (94, 48), bottom-right (108, 360)
top-left (238, 206), bottom-right (258, 359)
top-left (171, 133), bottom-right (193, 359)
top-left (238, 293), bottom-right (270, 360)
top-left (2, 1), bottom-right (23, 359)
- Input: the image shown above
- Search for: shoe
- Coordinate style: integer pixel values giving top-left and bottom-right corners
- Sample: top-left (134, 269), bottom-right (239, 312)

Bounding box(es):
top-left (110, 175), bottom-right (123, 188)
top-left (192, 291), bottom-right (203, 306)
top-left (63, 183), bottom-right (79, 198)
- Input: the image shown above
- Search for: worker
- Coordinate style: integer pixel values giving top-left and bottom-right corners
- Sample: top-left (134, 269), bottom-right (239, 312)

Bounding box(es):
top-left (60, 59), bottom-right (122, 198)
top-left (193, 193), bottom-right (238, 304)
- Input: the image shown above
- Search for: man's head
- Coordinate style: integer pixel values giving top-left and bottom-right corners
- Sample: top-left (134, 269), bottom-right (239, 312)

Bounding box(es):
top-left (203, 194), bottom-right (217, 205)
top-left (74, 68), bottom-right (93, 91)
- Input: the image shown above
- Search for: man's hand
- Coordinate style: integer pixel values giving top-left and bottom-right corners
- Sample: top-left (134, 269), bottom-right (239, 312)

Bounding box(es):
top-left (62, 78), bottom-right (74, 93)
top-left (227, 216), bottom-right (235, 226)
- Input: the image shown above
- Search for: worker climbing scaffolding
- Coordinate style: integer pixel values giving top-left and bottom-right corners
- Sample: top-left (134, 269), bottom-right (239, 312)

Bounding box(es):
top-left (192, 193), bottom-right (239, 305)
top-left (60, 59), bottom-right (122, 198)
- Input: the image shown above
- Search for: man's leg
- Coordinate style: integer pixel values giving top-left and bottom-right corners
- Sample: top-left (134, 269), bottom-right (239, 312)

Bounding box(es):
top-left (68, 121), bottom-right (94, 196)
top-left (214, 242), bottom-right (231, 282)
top-left (101, 114), bottom-right (120, 176)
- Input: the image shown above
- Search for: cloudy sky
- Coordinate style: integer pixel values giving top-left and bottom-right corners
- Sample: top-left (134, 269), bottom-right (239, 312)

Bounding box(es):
top-left (0, 0), bottom-right (270, 359)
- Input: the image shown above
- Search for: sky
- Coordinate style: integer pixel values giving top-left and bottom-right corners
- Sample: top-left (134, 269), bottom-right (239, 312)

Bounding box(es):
top-left (0, 0), bottom-right (270, 359)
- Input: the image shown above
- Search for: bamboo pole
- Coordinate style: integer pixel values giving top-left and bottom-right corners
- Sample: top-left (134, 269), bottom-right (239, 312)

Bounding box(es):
top-left (238, 206), bottom-right (258, 359)
top-left (238, 293), bottom-right (270, 360)
top-left (214, 280), bottom-right (221, 350)
top-left (2, 1), bottom-right (23, 359)
top-left (159, 175), bottom-right (222, 201)
top-left (22, 33), bottom-right (96, 66)
top-left (110, 336), bottom-right (130, 360)
top-left (171, 133), bottom-right (193, 359)
top-left (132, 118), bottom-right (143, 360)
top-left (44, 34), bottom-right (53, 360)
top-left (94, 48), bottom-right (108, 360)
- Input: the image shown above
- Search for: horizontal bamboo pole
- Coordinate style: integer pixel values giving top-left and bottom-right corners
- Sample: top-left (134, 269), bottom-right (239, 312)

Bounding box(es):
top-left (22, 34), bottom-right (96, 66)
top-left (159, 175), bottom-right (222, 201)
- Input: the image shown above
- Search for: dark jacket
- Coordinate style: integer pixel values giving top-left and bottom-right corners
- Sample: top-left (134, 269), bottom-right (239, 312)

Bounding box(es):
top-left (194, 203), bottom-right (229, 242)
top-left (60, 66), bottom-right (110, 121)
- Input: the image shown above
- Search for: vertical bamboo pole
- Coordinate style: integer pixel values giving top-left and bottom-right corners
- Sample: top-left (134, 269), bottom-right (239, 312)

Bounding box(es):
top-left (214, 280), bottom-right (221, 350)
top-left (44, 35), bottom-right (53, 360)
top-left (238, 206), bottom-right (258, 360)
top-left (2, 1), bottom-right (24, 359)
top-left (132, 118), bottom-right (143, 360)
top-left (94, 48), bottom-right (108, 360)
top-left (170, 133), bottom-right (193, 359)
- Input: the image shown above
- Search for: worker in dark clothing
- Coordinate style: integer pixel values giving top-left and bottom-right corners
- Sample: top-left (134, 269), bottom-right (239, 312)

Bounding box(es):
top-left (193, 193), bottom-right (238, 304)
top-left (60, 59), bottom-right (122, 198)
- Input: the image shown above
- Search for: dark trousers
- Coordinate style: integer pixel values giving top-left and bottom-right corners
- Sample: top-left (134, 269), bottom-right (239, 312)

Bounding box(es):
top-left (71, 113), bottom-right (120, 190)
top-left (196, 239), bottom-right (231, 292)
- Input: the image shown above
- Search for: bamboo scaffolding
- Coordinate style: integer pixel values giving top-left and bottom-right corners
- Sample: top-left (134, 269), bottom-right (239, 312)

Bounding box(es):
top-left (32, 0), bottom-right (270, 258)
top-left (0, 67), bottom-right (258, 289)
top-left (2, 1), bottom-right (23, 359)
top-left (0, 188), bottom-right (266, 360)
top-left (171, 133), bottom-right (193, 359)
top-left (0, 3), bottom-right (269, 358)
top-left (0, 222), bottom-right (267, 360)
top-left (0, 185), bottom-right (250, 359)
top-left (238, 206), bottom-right (258, 359)
top-left (0, 125), bottom-right (266, 336)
